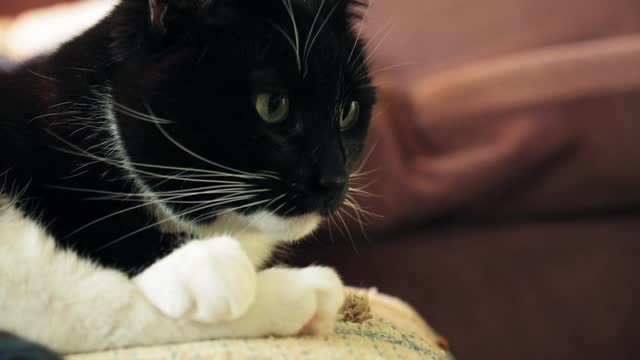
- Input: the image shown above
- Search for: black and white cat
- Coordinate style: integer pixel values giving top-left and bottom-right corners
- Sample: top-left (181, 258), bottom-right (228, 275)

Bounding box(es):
top-left (0, 0), bottom-right (375, 357)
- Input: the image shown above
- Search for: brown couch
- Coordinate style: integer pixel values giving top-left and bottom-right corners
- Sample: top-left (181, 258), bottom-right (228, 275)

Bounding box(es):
top-left (292, 1), bottom-right (640, 359)
top-left (3, 0), bottom-right (640, 359)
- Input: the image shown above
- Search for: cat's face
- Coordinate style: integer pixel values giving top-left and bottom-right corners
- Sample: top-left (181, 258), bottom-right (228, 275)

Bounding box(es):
top-left (107, 0), bottom-right (375, 239)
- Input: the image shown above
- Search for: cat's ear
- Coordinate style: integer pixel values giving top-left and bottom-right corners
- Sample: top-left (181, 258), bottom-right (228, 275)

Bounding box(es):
top-left (145, 0), bottom-right (252, 33)
top-left (148, 0), bottom-right (170, 34)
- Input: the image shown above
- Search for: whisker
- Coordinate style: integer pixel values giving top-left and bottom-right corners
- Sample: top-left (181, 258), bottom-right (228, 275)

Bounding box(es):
top-left (350, 167), bottom-right (380, 179)
top-left (278, 0), bottom-right (301, 72)
top-left (340, 203), bottom-right (371, 226)
top-left (145, 104), bottom-right (279, 180)
top-left (326, 214), bottom-right (335, 244)
top-left (95, 198), bottom-right (273, 251)
top-left (68, 191), bottom-right (258, 236)
top-left (225, 193), bottom-right (288, 234)
top-left (348, 186), bottom-right (378, 198)
top-left (267, 20), bottom-right (299, 62)
top-left (302, 0), bottom-right (326, 75)
top-left (187, 196), bottom-right (278, 227)
top-left (356, 23), bottom-right (395, 76)
top-left (351, 138), bottom-right (380, 176)
top-left (351, 20), bottom-right (393, 75)
top-left (327, 214), bottom-right (343, 243)
top-left (112, 102), bottom-right (173, 125)
top-left (94, 187), bottom-right (268, 204)
top-left (362, 61), bottom-right (421, 79)
top-left (345, 195), bottom-right (382, 218)
top-left (30, 110), bottom-right (84, 123)
top-left (303, 0), bottom-right (342, 77)
top-left (335, 209), bottom-right (358, 255)
top-left (347, 0), bottom-right (373, 63)
top-left (100, 184), bottom-right (241, 197)
top-left (50, 143), bottom-right (258, 186)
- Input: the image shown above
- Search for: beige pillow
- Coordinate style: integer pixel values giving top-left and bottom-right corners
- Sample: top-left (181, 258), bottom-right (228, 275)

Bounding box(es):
top-left (67, 288), bottom-right (453, 360)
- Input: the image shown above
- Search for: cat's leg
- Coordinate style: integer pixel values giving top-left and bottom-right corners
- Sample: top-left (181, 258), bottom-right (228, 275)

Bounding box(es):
top-left (133, 236), bottom-right (258, 323)
top-left (133, 236), bottom-right (344, 334)
top-left (246, 266), bottom-right (346, 336)
top-left (0, 199), bottom-right (344, 354)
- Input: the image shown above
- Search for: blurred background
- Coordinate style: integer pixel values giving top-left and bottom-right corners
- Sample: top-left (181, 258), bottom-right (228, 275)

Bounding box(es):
top-left (2, 1), bottom-right (640, 359)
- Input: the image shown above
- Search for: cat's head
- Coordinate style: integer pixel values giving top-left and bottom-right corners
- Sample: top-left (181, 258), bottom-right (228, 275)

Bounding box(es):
top-left (105, 0), bottom-right (375, 240)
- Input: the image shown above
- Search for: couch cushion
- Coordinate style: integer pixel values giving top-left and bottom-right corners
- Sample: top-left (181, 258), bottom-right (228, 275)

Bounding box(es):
top-left (67, 289), bottom-right (453, 360)
top-left (346, 0), bottom-right (640, 233)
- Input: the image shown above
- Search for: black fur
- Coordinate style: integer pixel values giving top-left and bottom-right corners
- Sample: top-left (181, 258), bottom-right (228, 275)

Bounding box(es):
top-left (0, 0), bottom-right (373, 354)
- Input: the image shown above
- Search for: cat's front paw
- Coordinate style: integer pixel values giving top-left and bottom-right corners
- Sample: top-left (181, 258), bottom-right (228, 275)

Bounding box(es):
top-left (297, 267), bottom-right (346, 335)
top-left (133, 236), bottom-right (256, 323)
top-left (251, 266), bottom-right (345, 336)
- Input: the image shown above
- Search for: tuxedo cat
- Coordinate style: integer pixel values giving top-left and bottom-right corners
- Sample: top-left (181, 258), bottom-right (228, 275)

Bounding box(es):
top-left (0, 0), bottom-right (375, 356)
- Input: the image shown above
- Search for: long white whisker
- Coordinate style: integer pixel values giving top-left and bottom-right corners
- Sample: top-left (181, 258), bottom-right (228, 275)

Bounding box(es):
top-left (279, 0), bottom-right (301, 72)
top-left (46, 127), bottom-right (269, 182)
top-left (112, 102), bottom-right (173, 125)
top-left (68, 190), bottom-right (258, 236)
top-left (268, 20), bottom-right (299, 61)
top-left (50, 143), bottom-right (258, 186)
top-left (350, 167), bottom-right (380, 180)
top-left (303, 0), bottom-right (342, 77)
top-left (348, 186), bottom-right (378, 198)
top-left (49, 184), bottom-right (263, 201)
top-left (350, 20), bottom-right (392, 74)
top-left (352, 139), bottom-right (380, 176)
top-left (145, 104), bottom-right (278, 180)
top-left (354, 23), bottom-right (395, 76)
top-left (335, 209), bottom-right (358, 254)
top-left (362, 61), bottom-right (420, 80)
top-left (95, 198), bottom-right (273, 251)
top-left (302, 0), bottom-right (326, 74)
top-left (345, 195), bottom-right (382, 218)
top-left (348, 0), bottom-right (373, 63)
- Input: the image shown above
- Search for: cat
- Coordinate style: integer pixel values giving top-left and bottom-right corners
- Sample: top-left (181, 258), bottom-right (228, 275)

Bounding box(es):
top-left (0, 0), bottom-right (375, 357)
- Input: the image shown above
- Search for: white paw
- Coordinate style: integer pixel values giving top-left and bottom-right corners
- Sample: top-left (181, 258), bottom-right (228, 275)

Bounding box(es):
top-left (133, 236), bottom-right (256, 323)
top-left (297, 267), bottom-right (346, 335)
top-left (243, 266), bottom-right (345, 336)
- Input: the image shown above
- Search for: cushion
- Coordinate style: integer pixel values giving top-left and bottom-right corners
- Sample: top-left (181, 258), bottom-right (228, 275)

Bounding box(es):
top-left (67, 288), bottom-right (453, 360)
top-left (343, 0), bottom-right (640, 235)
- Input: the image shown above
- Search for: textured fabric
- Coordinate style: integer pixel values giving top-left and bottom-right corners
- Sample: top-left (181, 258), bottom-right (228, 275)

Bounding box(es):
top-left (67, 288), bottom-right (452, 360)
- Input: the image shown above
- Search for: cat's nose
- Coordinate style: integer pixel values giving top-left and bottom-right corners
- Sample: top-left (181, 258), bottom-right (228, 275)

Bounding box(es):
top-left (316, 175), bottom-right (348, 192)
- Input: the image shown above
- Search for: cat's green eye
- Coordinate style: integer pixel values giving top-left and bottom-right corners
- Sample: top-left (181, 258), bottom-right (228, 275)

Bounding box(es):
top-left (255, 93), bottom-right (290, 124)
top-left (340, 101), bottom-right (360, 131)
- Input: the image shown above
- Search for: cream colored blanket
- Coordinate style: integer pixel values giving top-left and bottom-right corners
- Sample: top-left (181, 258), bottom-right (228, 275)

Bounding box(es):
top-left (68, 288), bottom-right (453, 360)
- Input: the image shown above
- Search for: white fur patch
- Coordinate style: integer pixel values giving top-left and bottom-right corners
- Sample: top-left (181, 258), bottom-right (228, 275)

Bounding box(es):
top-left (133, 236), bottom-right (257, 323)
top-left (243, 211), bottom-right (323, 242)
top-left (162, 211), bottom-right (322, 268)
